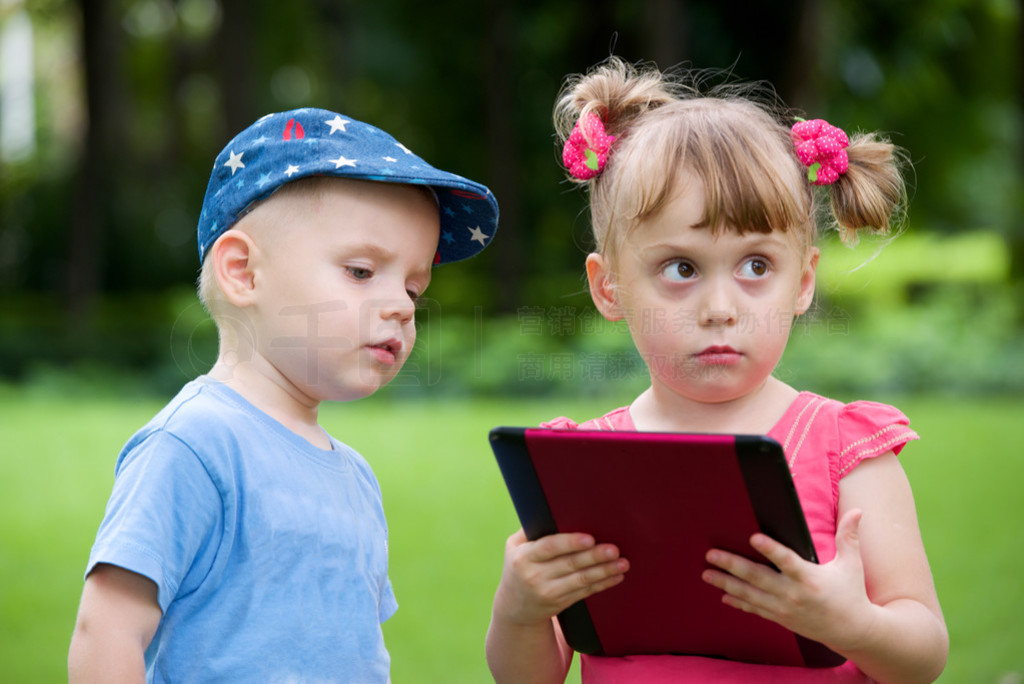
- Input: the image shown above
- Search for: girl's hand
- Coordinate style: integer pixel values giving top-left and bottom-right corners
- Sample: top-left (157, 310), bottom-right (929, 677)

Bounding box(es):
top-left (701, 509), bottom-right (875, 650)
top-left (493, 528), bottom-right (629, 626)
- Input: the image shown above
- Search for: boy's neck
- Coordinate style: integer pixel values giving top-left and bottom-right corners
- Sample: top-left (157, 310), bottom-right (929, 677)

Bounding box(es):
top-left (208, 359), bottom-right (331, 450)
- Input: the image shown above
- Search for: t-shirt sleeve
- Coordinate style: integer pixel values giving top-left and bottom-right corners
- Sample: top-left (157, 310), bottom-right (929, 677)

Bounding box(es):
top-left (835, 400), bottom-right (920, 477)
top-left (86, 431), bottom-right (223, 613)
top-left (379, 577), bottom-right (398, 623)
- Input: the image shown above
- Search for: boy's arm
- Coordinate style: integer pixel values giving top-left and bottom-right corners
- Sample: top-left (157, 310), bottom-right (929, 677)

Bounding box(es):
top-left (68, 563), bottom-right (162, 683)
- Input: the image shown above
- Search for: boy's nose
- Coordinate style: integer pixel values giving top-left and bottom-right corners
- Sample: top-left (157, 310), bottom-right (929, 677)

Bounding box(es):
top-left (378, 291), bottom-right (416, 323)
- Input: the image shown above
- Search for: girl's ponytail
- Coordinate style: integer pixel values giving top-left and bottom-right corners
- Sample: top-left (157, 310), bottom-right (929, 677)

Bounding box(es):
top-left (828, 133), bottom-right (908, 244)
top-left (791, 118), bottom-right (908, 244)
top-left (554, 57), bottom-right (675, 180)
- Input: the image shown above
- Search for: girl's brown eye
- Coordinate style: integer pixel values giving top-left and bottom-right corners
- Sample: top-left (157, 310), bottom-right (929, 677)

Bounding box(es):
top-left (662, 260), bottom-right (697, 281)
top-left (740, 258), bottom-right (769, 278)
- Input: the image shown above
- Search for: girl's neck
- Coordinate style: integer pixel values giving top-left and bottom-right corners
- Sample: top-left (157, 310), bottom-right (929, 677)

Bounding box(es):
top-left (630, 376), bottom-right (799, 434)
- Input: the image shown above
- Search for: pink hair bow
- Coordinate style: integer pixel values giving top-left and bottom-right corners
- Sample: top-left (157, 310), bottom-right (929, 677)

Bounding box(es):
top-left (791, 118), bottom-right (849, 185)
top-left (562, 112), bottom-right (615, 180)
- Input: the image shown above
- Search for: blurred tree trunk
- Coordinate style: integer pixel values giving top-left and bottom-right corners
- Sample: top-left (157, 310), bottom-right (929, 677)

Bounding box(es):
top-left (644, 0), bottom-right (686, 68)
top-left (483, 1), bottom-right (522, 313)
top-left (1013, 13), bottom-right (1024, 324)
top-left (215, 0), bottom-right (258, 142)
top-left (65, 0), bottom-right (122, 318)
top-left (781, 0), bottom-right (821, 112)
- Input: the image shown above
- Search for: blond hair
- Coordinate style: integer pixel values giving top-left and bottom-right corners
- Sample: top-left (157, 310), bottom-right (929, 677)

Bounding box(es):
top-left (196, 176), bottom-right (334, 319)
top-left (554, 57), bottom-right (907, 263)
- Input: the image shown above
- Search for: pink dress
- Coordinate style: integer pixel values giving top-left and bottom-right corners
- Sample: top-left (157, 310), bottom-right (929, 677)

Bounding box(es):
top-left (541, 392), bottom-right (919, 683)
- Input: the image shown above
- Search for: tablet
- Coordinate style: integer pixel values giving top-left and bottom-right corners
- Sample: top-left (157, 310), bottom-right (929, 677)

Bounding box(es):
top-left (489, 426), bottom-right (845, 668)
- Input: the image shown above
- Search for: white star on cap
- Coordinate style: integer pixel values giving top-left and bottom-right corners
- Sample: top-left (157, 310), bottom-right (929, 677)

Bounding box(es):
top-left (468, 225), bottom-right (489, 245)
top-left (383, 156), bottom-right (398, 163)
top-left (396, 143), bottom-right (413, 155)
top-left (326, 116), bottom-right (349, 134)
top-left (224, 150), bottom-right (245, 175)
top-left (285, 164), bottom-right (300, 177)
top-left (332, 155), bottom-right (358, 168)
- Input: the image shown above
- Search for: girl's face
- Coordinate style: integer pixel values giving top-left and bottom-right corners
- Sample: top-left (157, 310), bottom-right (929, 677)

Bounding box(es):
top-left (587, 172), bottom-right (818, 407)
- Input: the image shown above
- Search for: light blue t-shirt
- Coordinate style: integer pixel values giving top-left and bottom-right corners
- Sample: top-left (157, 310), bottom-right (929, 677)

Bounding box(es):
top-left (86, 377), bottom-right (398, 683)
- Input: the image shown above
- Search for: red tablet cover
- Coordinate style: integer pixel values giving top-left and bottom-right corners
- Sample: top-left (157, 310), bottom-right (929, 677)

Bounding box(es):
top-left (489, 426), bottom-right (845, 667)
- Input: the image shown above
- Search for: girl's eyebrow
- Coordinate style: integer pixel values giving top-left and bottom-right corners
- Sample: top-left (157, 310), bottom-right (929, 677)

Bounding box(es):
top-left (734, 232), bottom-right (796, 252)
top-left (637, 240), bottom-right (698, 256)
top-left (637, 232), bottom-right (792, 258)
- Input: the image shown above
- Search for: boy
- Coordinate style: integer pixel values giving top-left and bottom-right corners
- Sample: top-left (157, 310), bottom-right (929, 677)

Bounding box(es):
top-left (68, 108), bottom-right (498, 682)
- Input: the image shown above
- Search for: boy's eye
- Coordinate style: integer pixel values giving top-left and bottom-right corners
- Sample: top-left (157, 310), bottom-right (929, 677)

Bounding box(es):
top-left (739, 258), bottom-right (769, 278)
top-left (662, 260), bottom-right (697, 281)
top-left (347, 266), bottom-right (373, 280)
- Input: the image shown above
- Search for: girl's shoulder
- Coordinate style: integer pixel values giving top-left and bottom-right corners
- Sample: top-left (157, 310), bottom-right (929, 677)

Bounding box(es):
top-left (541, 406), bottom-right (634, 431)
top-left (774, 392), bottom-right (920, 475)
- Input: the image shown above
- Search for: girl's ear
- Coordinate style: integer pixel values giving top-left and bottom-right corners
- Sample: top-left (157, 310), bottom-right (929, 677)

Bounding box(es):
top-left (586, 253), bottom-right (623, 321)
top-left (795, 247), bottom-right (819, 315)
top-left (210, 230), bottom-right (259, 308)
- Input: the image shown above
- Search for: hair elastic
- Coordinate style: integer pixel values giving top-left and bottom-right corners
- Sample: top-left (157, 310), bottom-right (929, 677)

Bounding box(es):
top-left (562, 112), bottom-right (615, 180)
top-left (791, 118), bottom-right (849, 185)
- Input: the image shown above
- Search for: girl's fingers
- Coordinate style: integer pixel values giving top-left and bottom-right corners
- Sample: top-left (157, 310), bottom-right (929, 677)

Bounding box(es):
top-left (705, 548), bottom-right (778, 584)
top-left (499, 530), bottom-right (629, 623)
top-left (521, 533), bottom-right (623, 577)
top-left (559, 568), bottom-right (627, 604)
top-left (749, 534), bottom-right (808, 578)
top-left (522, 532), bottom-right (596, 563)
top-left (549, 558), bottom-right (629, 604)
top-left (508, 529), bottom-right (626, 588)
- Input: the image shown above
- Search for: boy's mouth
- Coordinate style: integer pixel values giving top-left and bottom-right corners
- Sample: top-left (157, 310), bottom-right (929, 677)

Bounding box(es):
top-left (367, 338), bottom-right (402, 365)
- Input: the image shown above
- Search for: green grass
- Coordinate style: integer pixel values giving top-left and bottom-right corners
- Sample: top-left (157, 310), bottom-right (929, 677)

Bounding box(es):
top-left (1, 387), bottom-right (1021, 682)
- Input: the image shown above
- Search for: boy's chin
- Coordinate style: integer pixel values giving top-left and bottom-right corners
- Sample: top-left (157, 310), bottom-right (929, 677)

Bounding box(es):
top-left (319, 373), bottom-right (401, 403)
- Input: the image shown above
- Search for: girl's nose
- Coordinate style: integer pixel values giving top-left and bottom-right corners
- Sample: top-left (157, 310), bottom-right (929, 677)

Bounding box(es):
top-left (698, 282), bottom-right (738, 328)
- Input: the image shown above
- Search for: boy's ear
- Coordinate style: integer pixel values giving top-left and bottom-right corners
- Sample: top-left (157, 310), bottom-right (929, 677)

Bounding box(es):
top-left (795, 247), bottom-right (819, 315)
top-left (586, 253), bottom-right (623, 321)
top-left (210, 230), bottom-right (259, 308)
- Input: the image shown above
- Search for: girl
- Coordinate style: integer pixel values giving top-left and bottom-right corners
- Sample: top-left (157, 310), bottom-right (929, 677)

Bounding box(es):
top-left (486, 58), bottom-right (947, 683)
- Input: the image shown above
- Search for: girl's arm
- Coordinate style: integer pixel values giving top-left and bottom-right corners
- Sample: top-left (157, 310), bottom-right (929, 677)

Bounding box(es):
top-left (485, 528), bottom-right (628, 684)
top-left (68, 564), bottom-right (162, 683)
top-left (703, 451), bottom-right (948, 682)
top-left (828, 452), bottom-right (948, 680)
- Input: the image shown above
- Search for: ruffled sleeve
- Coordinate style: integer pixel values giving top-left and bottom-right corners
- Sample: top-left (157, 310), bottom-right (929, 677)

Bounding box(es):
top-left (541, 407), bottom-right (634, 431)
top-left (540, 416), bottom-right (580, 429)
top-left (835, 400), bottom-right (919, 477)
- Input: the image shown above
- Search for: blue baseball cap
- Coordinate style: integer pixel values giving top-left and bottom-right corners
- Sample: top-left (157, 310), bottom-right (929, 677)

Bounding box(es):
top-left (197, 108), bottom-right (499, 265)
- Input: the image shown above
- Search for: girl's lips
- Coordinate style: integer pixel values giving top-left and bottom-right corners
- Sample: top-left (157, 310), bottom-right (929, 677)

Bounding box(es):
top-left (695, 345), bottom-right (741, 365)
